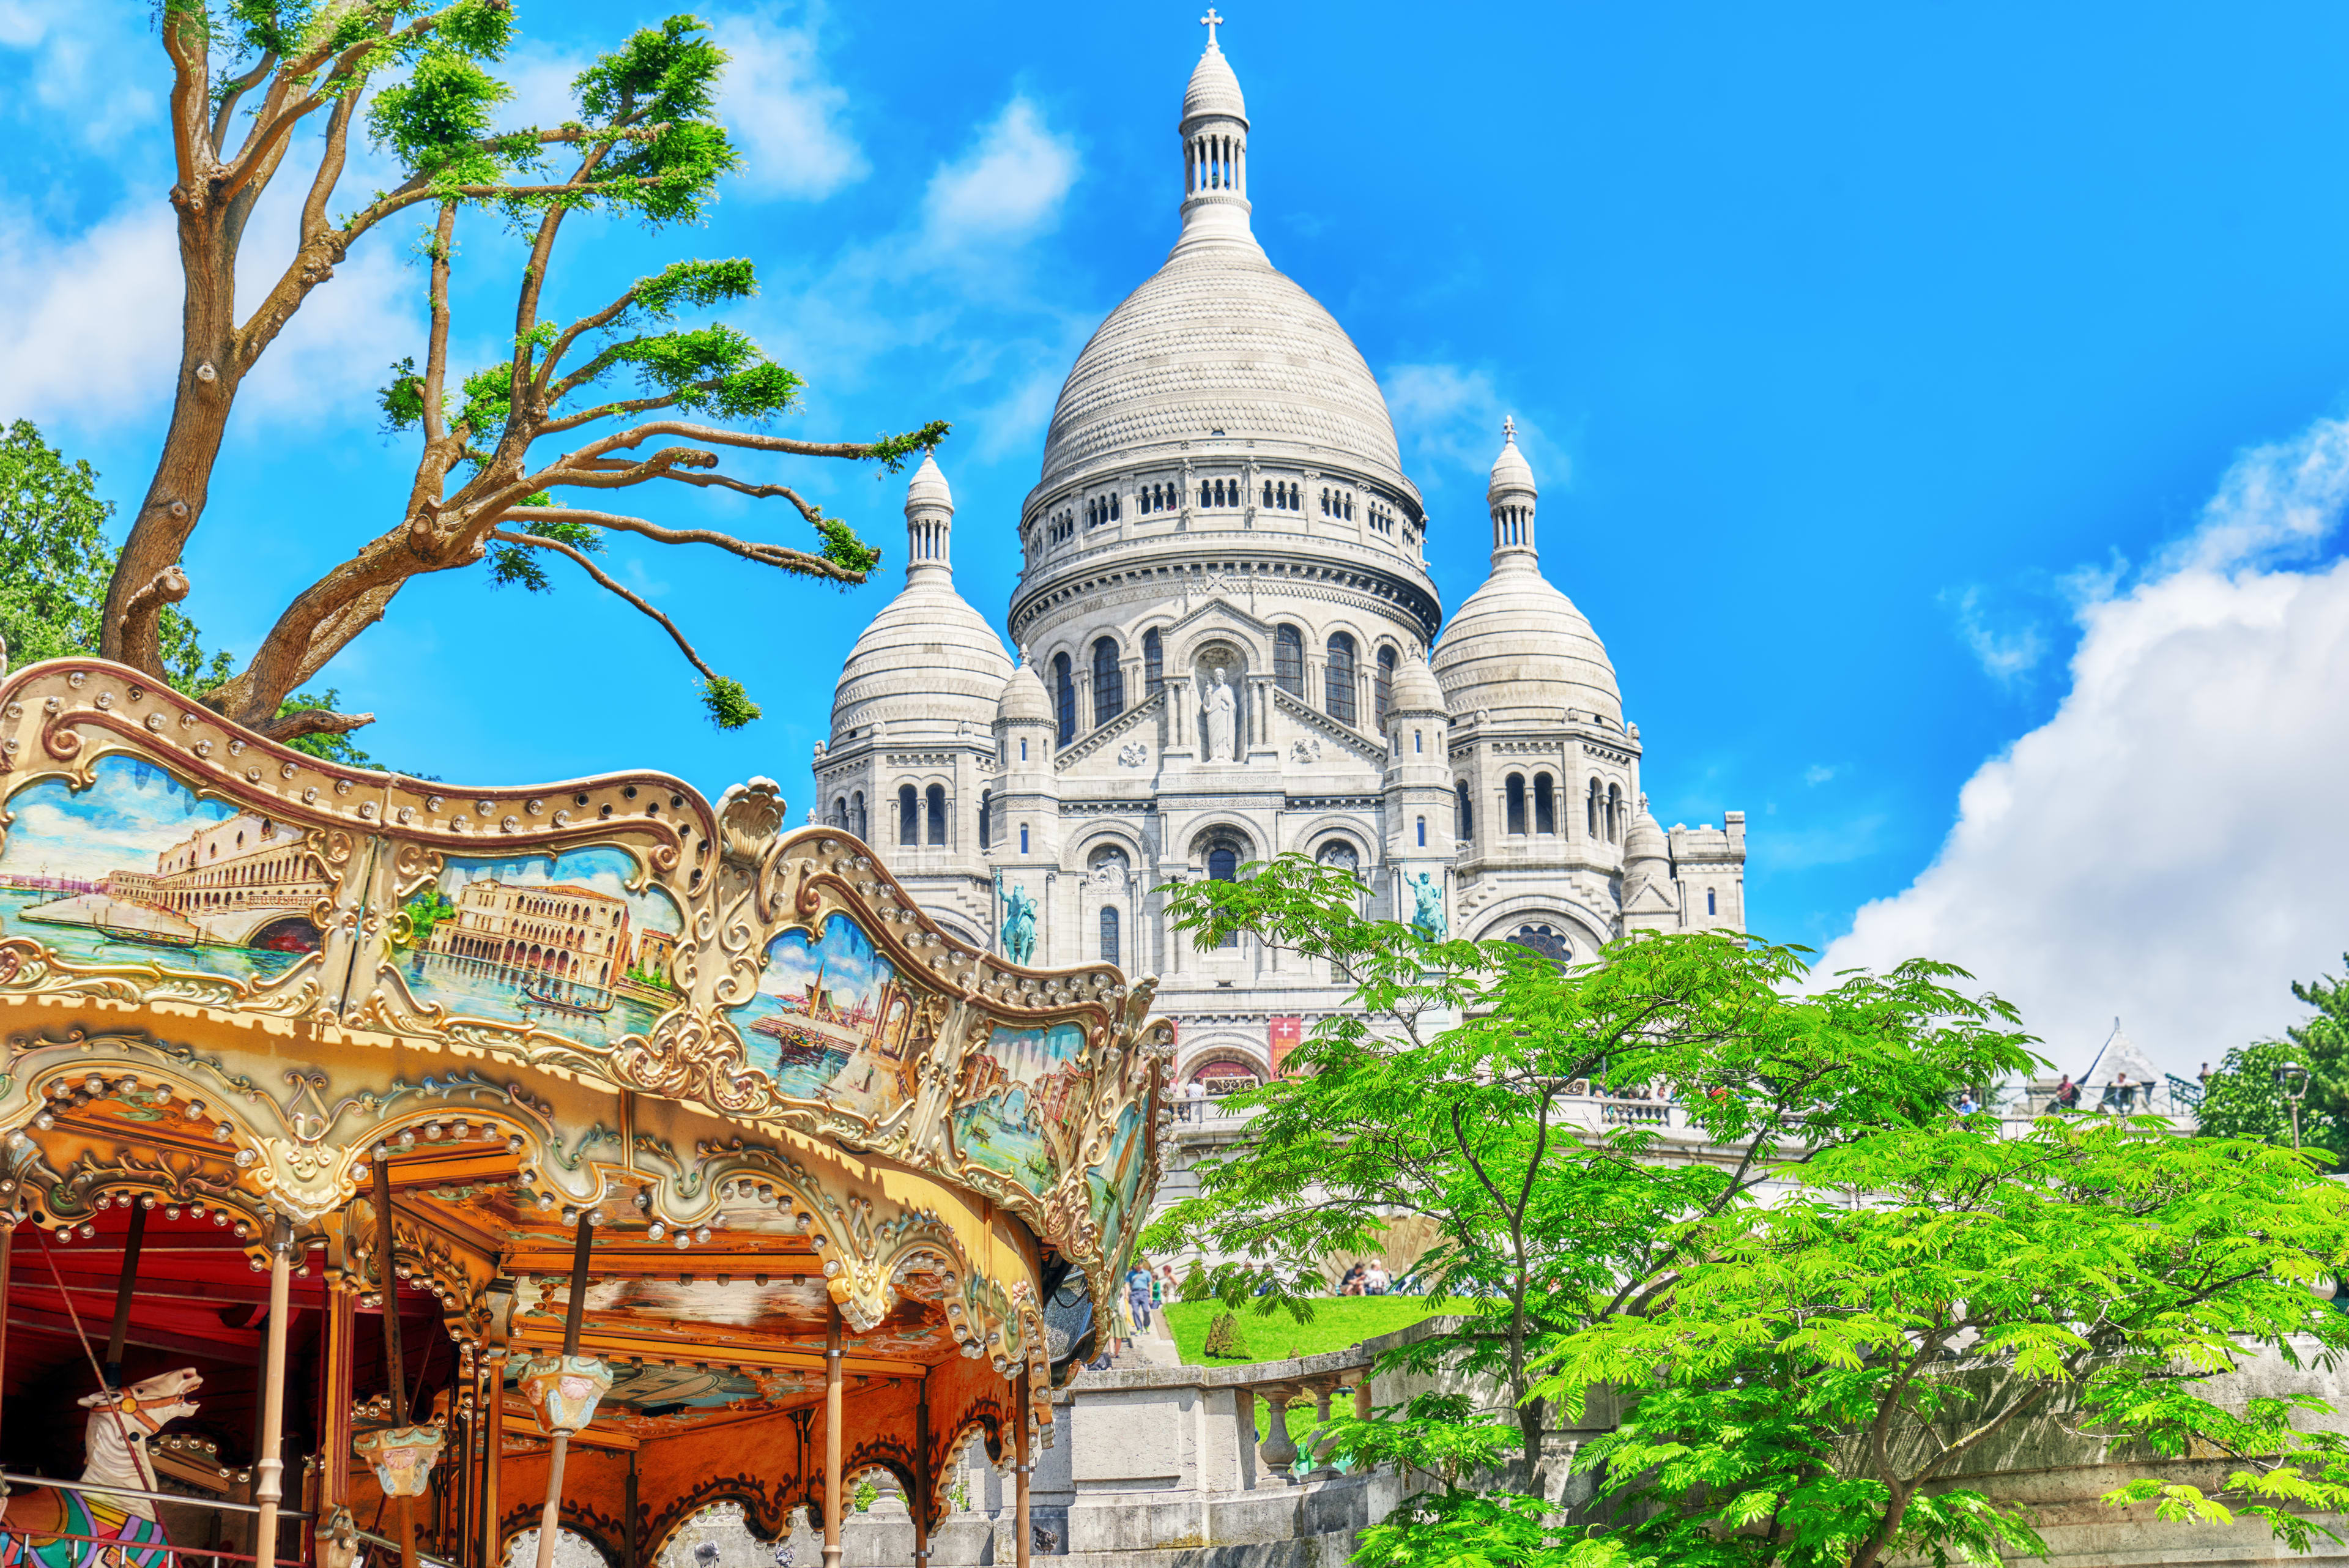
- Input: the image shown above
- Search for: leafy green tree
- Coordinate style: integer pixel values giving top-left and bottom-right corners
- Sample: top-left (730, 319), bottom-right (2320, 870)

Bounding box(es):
top-left (2200, 959), bottom-right (2349, 1164)
top-left (1, 420), bottom-right (226, 689)
top-left (101, 4), bottom-right (938, 746)
top-left (1542, 1116), bottom-right (2349, 1568)
top-left (1140, 855), bottom-right (2037, 1560)
top-left (0, 421), bottom-right (371, 764)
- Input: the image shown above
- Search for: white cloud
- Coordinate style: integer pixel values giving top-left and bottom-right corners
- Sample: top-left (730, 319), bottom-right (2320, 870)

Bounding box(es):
top-left (1803, 764), bottom-right (1836, 786)
top-left (922, 98), bottom-right (1078, 247)
top-left (715, 9), bottom-right (866, 199)
top-left (1382, 363), bottom-right (1551, 480)
top-left (0, 3), bottom-right (155, 151)
top-left (1819, 413), bottom-right (2349, 1080)
top-left (1945, 585), bottom-right (2047, 684)
top-left (0, 198), bottom-right (179, 423)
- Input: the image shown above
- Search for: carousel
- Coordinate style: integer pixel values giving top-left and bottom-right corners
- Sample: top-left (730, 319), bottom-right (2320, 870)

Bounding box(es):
top-left (0, 658), bottom-right (1170, 1568)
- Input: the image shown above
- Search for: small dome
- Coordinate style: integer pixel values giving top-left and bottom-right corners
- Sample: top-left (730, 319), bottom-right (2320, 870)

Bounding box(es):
top-left (905, 453), bottom-right (952, 511)
top-left (1625, 807), bottom-right (1668, 869)
top-left (830, 575), bottom-right (1011, 742)
top-left (1388, 652), bottom-right (1449, 716)
top-left (1488, 425), bottom-right (1535, 502)
top-left (1432, 567), bottom-right (1622, 726)
top-left (1183, 40), bottom-right (1247, 122)
top-left (996, 659), bottom-right (1053, 727)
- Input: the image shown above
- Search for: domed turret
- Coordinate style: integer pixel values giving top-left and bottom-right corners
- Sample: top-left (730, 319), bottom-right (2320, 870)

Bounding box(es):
top-left (1620, 798), bottom-right (1680, 932)
top-left (1183, 16), bottom-right (1247, 122)
top-left (995, 656), bottom-right (1053, 729)
top-left (1624, 804), bottom-right (1669, 877)
top-left (829, 459), bottom-right (1012, 742)
top-left (1388, 650), bottom-right (1449, 718)
top-left (1433, 423), bottom-right (1622, 726)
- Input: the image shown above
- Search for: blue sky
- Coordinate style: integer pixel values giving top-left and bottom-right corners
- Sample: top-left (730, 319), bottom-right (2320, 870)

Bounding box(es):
top-left (7, 2), bottom-right (2349, 1074)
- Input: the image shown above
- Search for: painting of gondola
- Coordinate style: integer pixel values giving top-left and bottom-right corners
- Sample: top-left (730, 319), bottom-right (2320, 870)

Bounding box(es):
top-left (0, 756), bottom-right (326, 987)
top-left (951, 1022), bottom-right (1092, 1190)
top-left (728, 913), bottom-right (932, 1119)
top-left (396, 845), bottom-right (683, 1050)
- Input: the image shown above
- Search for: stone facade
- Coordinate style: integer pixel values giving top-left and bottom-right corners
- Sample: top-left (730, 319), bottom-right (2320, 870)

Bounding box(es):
top-left (820, 27), bottom-right (1748, 1092)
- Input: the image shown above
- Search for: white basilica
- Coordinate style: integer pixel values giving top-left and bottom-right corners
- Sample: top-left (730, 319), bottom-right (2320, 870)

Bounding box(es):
top-left (815, 22), bottom-right (1748, 1092)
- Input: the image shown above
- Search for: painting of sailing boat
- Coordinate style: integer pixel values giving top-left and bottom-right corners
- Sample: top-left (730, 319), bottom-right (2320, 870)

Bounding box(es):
top-left (0, 756), bottom-right (327, 987)
top-left (729, 913), bottom-right (930, 1118)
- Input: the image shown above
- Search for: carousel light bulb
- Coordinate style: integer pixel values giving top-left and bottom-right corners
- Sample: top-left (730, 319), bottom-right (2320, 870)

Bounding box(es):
top-left (562, 1207), bottom-right (579, 1225)
top-left (186, 1100), bottom-right (205, 1120)
top-left (234, 1148), bottom-right (256, 1167)
top-left (647, 1223), bottom-right (666, 1241)
top-left (397, 1129), bottom-right (415, 1146)
top-left (191, 1202), bottom-right (207, 1217)
top-left (83, 1075), bottom-right (102, 1094)
top-left (140, 1194), bottom-right (157, 1209)
top-left (508, 1135), bottom-right (524, 1154)
top-left (77, 1222), bottom-right (94, 1238)
top-left (32, 1113), bottom-right (52, 1131)
top-left (165, 1206), bottom-right (181, 1220)
top-left (212, 1122), bottom-right (231, 1142)
top-left (674, 1233), bottom-right (690, 1250)
top-left (425, 1123), bottom-right (443, 1141)
top-left (94, 1194), bottom-right (111, 1210)
top-left (694, 1227), bottom-right (711, 1244)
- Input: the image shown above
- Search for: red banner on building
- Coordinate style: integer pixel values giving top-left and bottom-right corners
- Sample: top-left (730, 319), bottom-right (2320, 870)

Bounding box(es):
top-left (1269, 1015), bottom-right (1304, 1076)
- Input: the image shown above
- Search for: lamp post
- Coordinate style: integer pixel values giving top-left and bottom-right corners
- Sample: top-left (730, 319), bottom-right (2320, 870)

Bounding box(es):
top-left (2273, 1063), bottom-right (2311, 1151)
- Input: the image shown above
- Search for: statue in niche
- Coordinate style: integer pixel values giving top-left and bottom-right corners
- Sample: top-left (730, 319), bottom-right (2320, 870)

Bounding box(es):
top-left (999, 879), bottom-right (1038, 965)
top-left (1407, 871), bottom-right (1446, 942)
top-left (1, 1365), bottom-right (202, 1568)
top-left (1200, 664), bottom-right (1238, 762)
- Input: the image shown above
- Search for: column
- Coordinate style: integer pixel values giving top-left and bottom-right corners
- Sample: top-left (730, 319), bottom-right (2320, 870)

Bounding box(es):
top-left (823, 1304), bottom-right (844, 1568)
top-left (253, 1217), bottom-right (295, 1567)
top-left (1012, 1375), bottom-right (1031, 1568)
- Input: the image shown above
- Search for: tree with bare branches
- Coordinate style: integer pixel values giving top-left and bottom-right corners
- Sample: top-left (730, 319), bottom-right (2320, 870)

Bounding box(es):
top-left (102, 2), bottom-right (940, 746)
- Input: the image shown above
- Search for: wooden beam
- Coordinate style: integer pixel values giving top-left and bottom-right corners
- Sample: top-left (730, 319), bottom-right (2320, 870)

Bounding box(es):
top-left (2, 1306), bottom-right (258, 1358)
top-left (505, 1321), bottom-right (927, 1379)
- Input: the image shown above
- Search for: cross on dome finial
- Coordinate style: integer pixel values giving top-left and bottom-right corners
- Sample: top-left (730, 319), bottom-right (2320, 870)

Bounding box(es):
top-left (1200, 8), bottom-right (1223, 45)
top-left (1503, 414), bottom-right (1516, 442)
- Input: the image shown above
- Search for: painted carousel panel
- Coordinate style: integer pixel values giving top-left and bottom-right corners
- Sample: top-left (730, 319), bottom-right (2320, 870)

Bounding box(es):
top-left (0, 754), bottom-right (327, 986)
top-left (392, 845), bottom-right (685, 1052)
top-left (1088, 1099), bottom-right (1152, 1280)
top-left (725, 914), bottom-right (931, 1120)
top-left (950, 1021), bottom-right (1090, 1191)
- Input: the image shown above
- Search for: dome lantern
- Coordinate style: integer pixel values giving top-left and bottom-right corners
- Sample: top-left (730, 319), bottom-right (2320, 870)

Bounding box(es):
top-left (1179, 11), bottom-right (1252, 251)
top-left (904, 454), bottom-right (955, 580)
top-left (1487, 416), bottom-right (1538, 570)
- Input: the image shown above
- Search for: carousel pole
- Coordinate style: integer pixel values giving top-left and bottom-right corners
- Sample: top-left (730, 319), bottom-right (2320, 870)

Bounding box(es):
top-left (911, 1377), bottom-right (930, 1568)
top-left (481, 1353), bottom-right (505, 1568)
top-left (253, 1217), bottom-right (295, 1568)
top-left (622, 1451), bottom-right (637, 1568)
top-left (374, 1153), bottom-right (418, 1568)
top-left (103, 1202), bottom-right (146, 1387)
top-left (532, 1214), bottom-right (593, 1568)
top-left (319, 1223), bottom-right (356, 1567)
top-left (822, 1304), bottom-right (843, 1568)
top-left (1012, 1373), bottom-right (1031, 1568)
top-left (0, 1217), bottom-right (16, 1488)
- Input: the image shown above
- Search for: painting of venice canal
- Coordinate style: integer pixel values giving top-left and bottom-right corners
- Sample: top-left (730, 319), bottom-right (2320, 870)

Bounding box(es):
top-left (396, 845), bottom-right (683, 1051)
top-left (951, 1021), bottom-right (1092, 1191)
top-left (0, 756), bottom-right (326, 986)
top-left (727, 913), bottom-right (934, 1119)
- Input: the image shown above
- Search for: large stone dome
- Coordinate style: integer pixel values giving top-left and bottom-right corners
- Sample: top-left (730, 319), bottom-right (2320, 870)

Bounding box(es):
top-left (1433, 563), bottom-right (1622, 727)
top-left (1036, 244), bottom-right (1406, 492)
top-left (830, 459), bottom-right (1012, 741)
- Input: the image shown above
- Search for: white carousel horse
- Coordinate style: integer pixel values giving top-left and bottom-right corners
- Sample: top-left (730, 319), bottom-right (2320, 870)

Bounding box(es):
top-left (0, 1367), bottom-right (203, 1568)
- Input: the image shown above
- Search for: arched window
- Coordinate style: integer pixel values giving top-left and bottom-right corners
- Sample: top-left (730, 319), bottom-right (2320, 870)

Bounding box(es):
top-left (1208, 845), bottom-right (1239, 882)
top-left (1707, 889), bottom-right (1718, 917)
top-left (1110, 491), bottom-right (1121, 521)
top-left (1019, 823), bottom-right (1030, 854)
top-left (1093, 636), bottom-right (1124, 726)
top-left (853, 792), bottom-right (866, 839)
top-left (1416, 816), bottom-right (1427, 847)
top-left (926, 784), bottom-right (948, 846)
top-left (1053, 652), bottom-right (1075, 745)
top-left (1261, 481), bottom-right (1272, 508)
top-left (1456, 781), bottom-right (1473, 840)
top-left (1100, 905), bottom-right (1121, 968)
top-left (1506, 773), bottom-right (1527, 836)
top-left (1512, 923), bottom-right (1573, 969)
top-left (1375, 645), bottom-right (1397, 729)
top-left (1608, 783), bottom-right (1624, 842)
top-left (1587, 778), bottom-right (1601, 838)
top-left (1316, 840), bottom-right (1359, 880)
top-left (978, 789), bottom-right (992, 850)
top-left (1534, 773), bottom-right (1556, 835)
top-left (830, 795), bottom-right (847, 829)
top-left (1326, 632), bottom-right (1358, 724)
top-left (897, 785), bottom-right (918, 846)
top-left (1274, 626), bottom-right (1305, 696)
top-left (1143, 628), bottom-right (1163, 697)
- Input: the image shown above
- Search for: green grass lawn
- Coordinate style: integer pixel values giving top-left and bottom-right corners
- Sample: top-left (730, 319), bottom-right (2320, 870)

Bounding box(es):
top-left (1162, 1295), bottom-right (1453, 1366)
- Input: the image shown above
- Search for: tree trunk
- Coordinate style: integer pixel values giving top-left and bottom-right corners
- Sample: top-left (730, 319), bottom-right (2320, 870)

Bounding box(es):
top-left (103, 184), bottom-right (250, 677)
